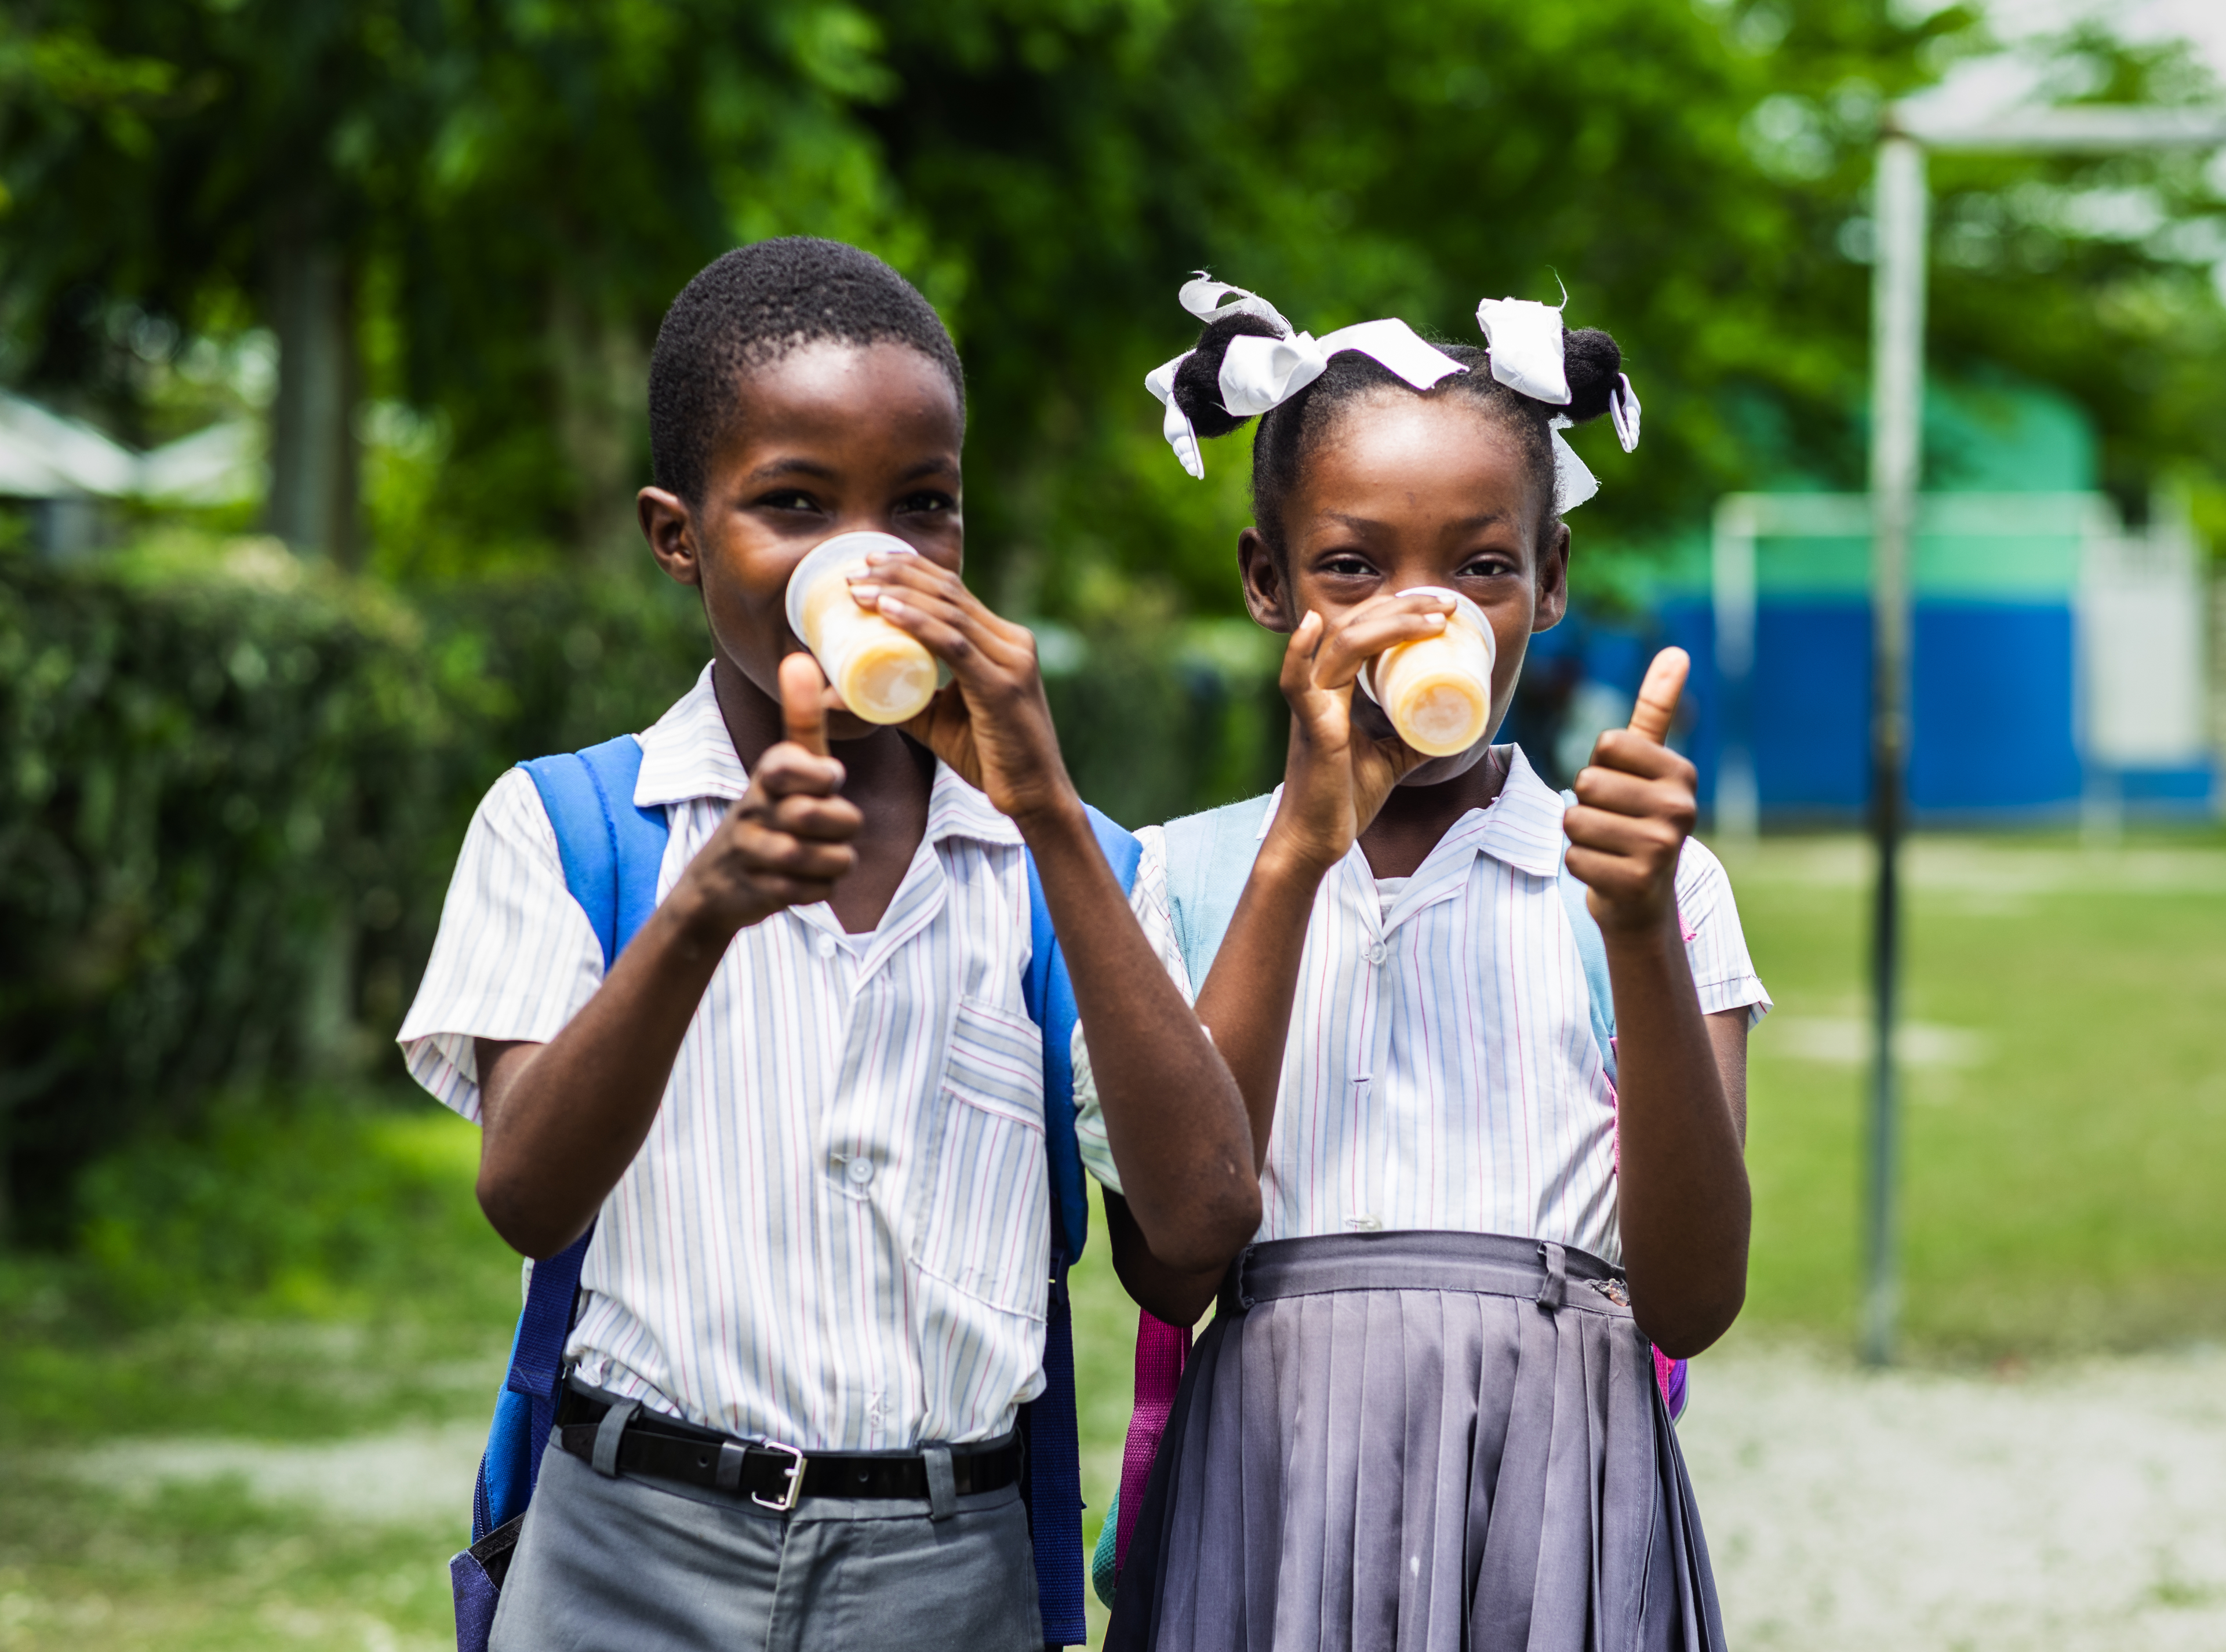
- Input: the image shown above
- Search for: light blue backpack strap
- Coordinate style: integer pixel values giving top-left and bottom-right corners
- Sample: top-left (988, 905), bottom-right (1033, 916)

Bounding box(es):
top-left (1160, 794), bottom-right (1278, 988)
top-left (1020, 800), bottom-right (1141, 1649)
top-left (471, 737), bottom-right (665, 1550)
top-left (1557, 788), bottom-right (1617, 1086)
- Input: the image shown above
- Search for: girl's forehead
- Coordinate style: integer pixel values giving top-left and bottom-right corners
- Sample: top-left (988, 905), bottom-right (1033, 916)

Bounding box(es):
top-left (1294, 392), bottom-right (1541, 530)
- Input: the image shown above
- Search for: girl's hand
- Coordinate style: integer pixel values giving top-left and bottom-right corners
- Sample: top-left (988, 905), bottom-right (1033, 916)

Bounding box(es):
top-left (1264, 594), bottom-right (1450, 874)
top-left (674, 653), bottom-right (863, 940)
top-left (849, 551), bottom-right (1082, 832)
top-left (1563, 647), bottom-right (1696, 936)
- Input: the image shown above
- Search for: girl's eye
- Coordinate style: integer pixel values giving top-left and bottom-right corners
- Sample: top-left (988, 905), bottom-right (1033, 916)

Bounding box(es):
top-left (1320, 554), bottom-right (1377, 578)
top-left (1459, 556), bottom-right (1518, 580)
top-left (896, 490), bottom-right (955, 515)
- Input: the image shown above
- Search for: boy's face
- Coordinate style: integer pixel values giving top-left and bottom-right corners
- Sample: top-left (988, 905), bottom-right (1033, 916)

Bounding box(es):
top-left (1238, 387), bottom-right (1570, 787)
top-left (639, 340), bottom-right (965, 743)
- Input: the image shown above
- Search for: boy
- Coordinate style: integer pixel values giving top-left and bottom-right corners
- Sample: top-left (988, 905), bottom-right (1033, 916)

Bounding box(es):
top-left (400, 238), bottom-right (1259, 1651)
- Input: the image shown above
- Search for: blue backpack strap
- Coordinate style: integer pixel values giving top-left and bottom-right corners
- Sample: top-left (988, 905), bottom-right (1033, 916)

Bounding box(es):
top-left (1020, 801), bottom-right (1140, 1649)
top-left (472, 736), bottom-right (667, 1542)
top-left (1160, 794), bottom-right (1277, 988)
top-left (1556, 789), bottom-right (1617, 1085)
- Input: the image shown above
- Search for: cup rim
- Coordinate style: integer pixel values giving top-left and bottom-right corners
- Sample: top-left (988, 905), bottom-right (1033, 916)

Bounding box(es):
top-left (783, 530), bottom-right (919, 642)
top-left (1355, 585), bottom-right (1496, 708)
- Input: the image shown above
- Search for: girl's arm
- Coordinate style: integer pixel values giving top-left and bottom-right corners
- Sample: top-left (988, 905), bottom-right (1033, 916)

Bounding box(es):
top-left (1111, 600), bottom-right (1447, 1322)
top-left (1565, 650), bottom-right (1752, 1358)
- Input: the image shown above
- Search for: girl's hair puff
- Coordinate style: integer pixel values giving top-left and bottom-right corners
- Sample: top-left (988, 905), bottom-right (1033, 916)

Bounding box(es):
top-left (1169, 311), bottom-right (1625, 557)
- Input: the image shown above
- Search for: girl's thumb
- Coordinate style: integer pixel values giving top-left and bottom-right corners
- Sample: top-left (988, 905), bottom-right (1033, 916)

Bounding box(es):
top-left (1627, 647), bottom-right (1690, 745)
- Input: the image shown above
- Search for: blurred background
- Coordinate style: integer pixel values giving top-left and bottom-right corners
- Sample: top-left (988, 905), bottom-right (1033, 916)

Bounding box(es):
top-left (2, 0), bottom-right (2224, 1647)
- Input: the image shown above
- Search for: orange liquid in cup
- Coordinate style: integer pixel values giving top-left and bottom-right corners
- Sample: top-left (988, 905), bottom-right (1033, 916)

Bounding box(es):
top-left (1363, 588), bottom-right (1497, 758)
top-left (785, 533), bottom-right (939, 725)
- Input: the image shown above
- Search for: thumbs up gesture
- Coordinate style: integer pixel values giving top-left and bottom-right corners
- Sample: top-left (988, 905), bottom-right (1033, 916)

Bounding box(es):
top-left (1563, 648), bottom-right (1699, 936)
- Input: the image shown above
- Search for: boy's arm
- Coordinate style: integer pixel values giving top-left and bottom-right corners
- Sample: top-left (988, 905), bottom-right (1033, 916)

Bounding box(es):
top-left (858, 555), bottom-right (1259, 1273)
top-left (1563, 649), bottom-right (1752, 1358)
top-left (475, 657), bottom-right (861, 1259)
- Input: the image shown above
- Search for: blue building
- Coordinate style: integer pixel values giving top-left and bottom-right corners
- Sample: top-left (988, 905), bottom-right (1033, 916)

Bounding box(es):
top-left (1577, 379), bottom-right (2217, 825)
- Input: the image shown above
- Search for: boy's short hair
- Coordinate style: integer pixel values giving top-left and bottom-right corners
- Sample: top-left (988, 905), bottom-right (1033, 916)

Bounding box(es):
top-left (648, 237), bottom-right (965, 505)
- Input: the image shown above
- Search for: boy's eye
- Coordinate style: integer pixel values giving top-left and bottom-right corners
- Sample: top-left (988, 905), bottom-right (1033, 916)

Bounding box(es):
top-left (755, 489), bottom-right (823, 514)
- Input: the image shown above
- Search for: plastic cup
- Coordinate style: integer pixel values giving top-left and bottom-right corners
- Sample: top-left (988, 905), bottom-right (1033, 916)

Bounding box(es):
top-left (784, 532), bottom-right (940, 725)
top-left (1357, 587), bottom-right (1498, 758)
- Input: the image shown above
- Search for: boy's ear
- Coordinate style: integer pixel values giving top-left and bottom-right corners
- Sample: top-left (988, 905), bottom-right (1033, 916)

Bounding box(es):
top-left (1237, 527), bottom-right (1296, 634)
top-left (1531, 520), bottom-right (1571, 633)
top-left (639, 487), bottom-right (701, 587)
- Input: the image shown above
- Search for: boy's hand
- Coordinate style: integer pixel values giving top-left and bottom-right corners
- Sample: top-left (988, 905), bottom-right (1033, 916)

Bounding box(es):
top-left (1563, 647), bottom-right (1696, 936)
top-left (673, 653), bottom-right (863, 939)
top-left (849, 552), bottom-right (1081, 831)
top-left (1263, 595), bottom-right (1448, 874)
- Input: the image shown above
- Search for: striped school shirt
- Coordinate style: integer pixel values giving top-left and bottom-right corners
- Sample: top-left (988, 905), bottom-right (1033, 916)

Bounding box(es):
top-left (1076, 745), bottom-right (1769, 1266)
top-left (399, 664), bottom-right (1068, 1451)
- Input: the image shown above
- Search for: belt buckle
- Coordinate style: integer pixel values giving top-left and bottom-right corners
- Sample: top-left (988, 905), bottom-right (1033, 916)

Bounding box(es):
top-left (751, 1440), bottom-right (808, 1512)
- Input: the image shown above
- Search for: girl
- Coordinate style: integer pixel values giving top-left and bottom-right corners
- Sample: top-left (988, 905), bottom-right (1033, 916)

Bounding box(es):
top-left (1089, 278), bottom-right (1767, 1651)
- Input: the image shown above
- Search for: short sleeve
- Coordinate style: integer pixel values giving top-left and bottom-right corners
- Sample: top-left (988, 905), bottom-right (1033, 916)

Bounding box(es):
top-left (396, 767), bottom-right (609, 1122)
top-left (1072, 825), bottom-right (1195, 1198)
top-left (1674, 836), bottom-right (1772, 1027)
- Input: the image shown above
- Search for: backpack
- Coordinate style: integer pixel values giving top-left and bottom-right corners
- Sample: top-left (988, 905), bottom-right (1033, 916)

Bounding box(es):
top-left (448, 734), bottom-right (1133, 1652)
top-left (1089, 788), bottom-right (1684, 1608)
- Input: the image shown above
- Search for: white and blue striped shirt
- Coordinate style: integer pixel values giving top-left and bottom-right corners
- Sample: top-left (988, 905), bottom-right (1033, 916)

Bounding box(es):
top-left (1077, 746), bottom-right (1769, 1265)
top-left (399, 665), bottom-right (1066, 1451)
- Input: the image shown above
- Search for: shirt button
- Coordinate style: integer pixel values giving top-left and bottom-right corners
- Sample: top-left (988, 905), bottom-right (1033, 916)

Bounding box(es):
top-left (846, 1156), bottom-right (875, 1187)
top-left (817, 934), bottom-right (839, 960)
top-left (1365, 941), bottom-right (1388, 965)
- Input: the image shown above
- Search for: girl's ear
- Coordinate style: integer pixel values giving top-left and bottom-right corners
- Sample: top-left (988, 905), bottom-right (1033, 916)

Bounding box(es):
top-left (1237, 527), bottom-right (1296, 634)
top-left (639, 487), bottom-right (702, 587)
top-left (1532, 519), bottom-right (1572, 632)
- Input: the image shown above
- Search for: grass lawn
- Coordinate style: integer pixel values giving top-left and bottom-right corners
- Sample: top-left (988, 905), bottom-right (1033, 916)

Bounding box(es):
top-left (2, 827), bottom-right (2223, 1647)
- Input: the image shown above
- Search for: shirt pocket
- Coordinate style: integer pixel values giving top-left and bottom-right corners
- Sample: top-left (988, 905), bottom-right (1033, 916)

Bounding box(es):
top-left (913, 995), bottom-right (1049, 1321)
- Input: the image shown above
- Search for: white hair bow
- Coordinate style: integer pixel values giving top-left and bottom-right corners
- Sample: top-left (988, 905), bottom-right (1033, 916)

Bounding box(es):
top-left (1475, 286), bottom-right (1642, 513)
top-left (1144, 275), bottom-right (1468, 479)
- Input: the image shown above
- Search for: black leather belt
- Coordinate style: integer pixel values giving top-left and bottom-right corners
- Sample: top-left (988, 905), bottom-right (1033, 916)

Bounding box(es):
top-left (554, 1388), bottom-right (1022, 1510)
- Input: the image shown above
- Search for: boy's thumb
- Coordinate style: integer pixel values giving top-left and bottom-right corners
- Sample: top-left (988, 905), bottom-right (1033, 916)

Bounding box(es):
top-left (1627, 647), bottom-right (1690, 746)
top-left (779, 651), bottom-right (831, 758)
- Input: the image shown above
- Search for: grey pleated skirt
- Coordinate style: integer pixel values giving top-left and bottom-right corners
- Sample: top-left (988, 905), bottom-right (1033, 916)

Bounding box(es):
top-left (1104, 1231), bottom-right (1723, 1652)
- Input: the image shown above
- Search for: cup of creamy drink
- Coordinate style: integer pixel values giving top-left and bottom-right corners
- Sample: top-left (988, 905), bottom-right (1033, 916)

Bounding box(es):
top-left (784, 531), bottom-right (941, 725)
top-left (1357, 587), bottom-right (1498, 758)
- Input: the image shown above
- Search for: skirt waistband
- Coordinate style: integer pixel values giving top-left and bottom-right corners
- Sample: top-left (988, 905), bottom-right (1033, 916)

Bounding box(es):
top-left (1220, 1230), bottom-right (1631, 1318)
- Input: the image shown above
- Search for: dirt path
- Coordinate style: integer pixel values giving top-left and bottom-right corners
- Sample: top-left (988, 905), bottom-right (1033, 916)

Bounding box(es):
top-left (1680, 1342), bottom-right (2226, 1650)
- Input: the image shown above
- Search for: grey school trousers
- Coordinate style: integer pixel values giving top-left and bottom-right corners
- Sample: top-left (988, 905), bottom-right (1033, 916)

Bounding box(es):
top-left (489, 1436), bottom-right (1043, 1652)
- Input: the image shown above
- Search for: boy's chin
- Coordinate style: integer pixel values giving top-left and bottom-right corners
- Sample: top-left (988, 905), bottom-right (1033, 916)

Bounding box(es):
top-left (824, 704), bottom-right (905, 745)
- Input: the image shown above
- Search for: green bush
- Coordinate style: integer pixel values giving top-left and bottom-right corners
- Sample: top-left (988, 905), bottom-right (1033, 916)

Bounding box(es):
top-left (0, 538), bottom-right (706, 1242)
top-left (0, 536), bottom-right (1286, 1246)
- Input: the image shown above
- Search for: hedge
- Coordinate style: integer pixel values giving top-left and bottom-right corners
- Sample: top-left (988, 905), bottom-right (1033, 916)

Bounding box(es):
top-left (0, 538), bottom-right (1276, 1243)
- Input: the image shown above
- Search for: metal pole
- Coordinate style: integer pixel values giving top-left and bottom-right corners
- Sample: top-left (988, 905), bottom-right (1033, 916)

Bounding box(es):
top-left (1711, 496), bottom-right (1759, 845)
top-left (1863, 133), bottom-right (1927, 1367)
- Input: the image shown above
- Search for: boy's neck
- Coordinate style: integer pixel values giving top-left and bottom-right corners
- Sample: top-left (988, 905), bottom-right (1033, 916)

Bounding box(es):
top-left (1357, 746), bottom-right (1511, 880)
top-left (711, 656), bottom-right (934, 933)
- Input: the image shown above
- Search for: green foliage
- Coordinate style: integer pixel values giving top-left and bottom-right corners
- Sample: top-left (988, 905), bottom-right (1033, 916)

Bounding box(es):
top-left (74, 1090), bottom-right (507, 1322)
top-left (0, 540), bottom-right (453, 1238)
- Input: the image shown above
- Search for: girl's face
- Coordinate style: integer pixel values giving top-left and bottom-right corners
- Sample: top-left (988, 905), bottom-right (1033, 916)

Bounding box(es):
top-left (1237, 387), bottom-right (1570, 787)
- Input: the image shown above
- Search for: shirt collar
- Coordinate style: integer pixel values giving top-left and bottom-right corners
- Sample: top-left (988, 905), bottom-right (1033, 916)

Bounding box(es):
top-left (633, 663), bottom-right (1022, 849)
top-left (1259, 744), bottom-right (1569, 883)
top-left (1452, 744), bottom-right (1567, 879)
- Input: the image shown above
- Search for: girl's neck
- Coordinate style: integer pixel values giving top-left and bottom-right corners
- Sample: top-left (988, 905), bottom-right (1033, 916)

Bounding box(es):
top-left (1356, 745), bottom-right (1511, 879)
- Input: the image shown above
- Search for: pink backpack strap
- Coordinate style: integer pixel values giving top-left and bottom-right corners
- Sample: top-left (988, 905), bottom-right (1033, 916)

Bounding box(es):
top-left (1115, 1309), bottom-right (1192, 1575)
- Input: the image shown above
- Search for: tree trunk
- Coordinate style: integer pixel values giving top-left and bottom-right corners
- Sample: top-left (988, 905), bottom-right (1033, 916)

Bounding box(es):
top-left (550, 285), bottom-right (649, 564)
top-left (266, 236), bottom-right (359, 563)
